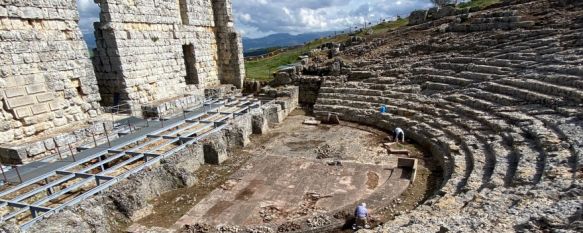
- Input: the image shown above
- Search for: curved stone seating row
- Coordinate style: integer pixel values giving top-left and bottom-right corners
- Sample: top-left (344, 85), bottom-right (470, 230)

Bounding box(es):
top-left (310, 1), bottom-right (581, 231)
top-left (314, 77), bottom-right (579, 230)
top-left (319, 78), bottom-right (575, 186)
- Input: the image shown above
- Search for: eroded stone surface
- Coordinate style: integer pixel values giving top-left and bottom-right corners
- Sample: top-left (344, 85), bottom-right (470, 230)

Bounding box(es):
top-left (93, 0), bottom-right (245, 114)
top-left (0, 1), bottom-right (102, 145)
top-left (305, 0), bottom-right (583, 232)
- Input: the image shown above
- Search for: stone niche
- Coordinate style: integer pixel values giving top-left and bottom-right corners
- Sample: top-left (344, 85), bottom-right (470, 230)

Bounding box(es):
top-left (0, 0), bottom-right (103, 163)
top-left (92, 0), bottom-right (245, 115)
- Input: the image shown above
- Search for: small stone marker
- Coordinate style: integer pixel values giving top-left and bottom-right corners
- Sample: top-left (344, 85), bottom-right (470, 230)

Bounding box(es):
top-left (303, 118), bottom-right (321, 125)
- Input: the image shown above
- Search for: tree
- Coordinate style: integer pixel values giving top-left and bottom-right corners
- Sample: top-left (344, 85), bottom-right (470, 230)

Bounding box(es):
top-left (431, 0), bottom-right (457, 7)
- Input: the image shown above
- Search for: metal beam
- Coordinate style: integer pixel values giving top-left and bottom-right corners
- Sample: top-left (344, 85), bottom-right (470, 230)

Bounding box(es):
top-left (0, 96), bottom-right (265, 229)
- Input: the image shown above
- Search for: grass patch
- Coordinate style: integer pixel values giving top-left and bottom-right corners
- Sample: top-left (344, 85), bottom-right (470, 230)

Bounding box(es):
top-left (245, 47), bottom-right (307, 81)
top-left (458, 0), bottom-right (501, 9)
top-left (244, 18), bottom-right (408, 81)
top-left (245, 35), bottom-right (351, 81)
top-left (357, 18), bottom-right (409, 36)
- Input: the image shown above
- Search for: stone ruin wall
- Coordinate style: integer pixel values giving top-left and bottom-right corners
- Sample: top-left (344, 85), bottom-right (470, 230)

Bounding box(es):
top-left (0, 0), bottom-right (246, 163)
top-left (0, 1), bottom-right (102, 146)
top-left (92, 0), bottom-right (245, 113)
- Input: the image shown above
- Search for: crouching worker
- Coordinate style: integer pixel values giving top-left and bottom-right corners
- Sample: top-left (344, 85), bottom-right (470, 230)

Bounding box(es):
top-left (353, 203), bottom-right (370, 230)
top-left (394, 127), bottom-right (405, 143)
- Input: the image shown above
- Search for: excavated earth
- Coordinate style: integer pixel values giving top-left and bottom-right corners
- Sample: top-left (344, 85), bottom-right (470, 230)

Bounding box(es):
top-left (127, 109), bottom-right (440, 232)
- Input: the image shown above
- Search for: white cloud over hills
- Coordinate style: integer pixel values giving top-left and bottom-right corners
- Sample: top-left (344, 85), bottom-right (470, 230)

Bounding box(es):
top-left (76, 0), bottom-right (434, 38)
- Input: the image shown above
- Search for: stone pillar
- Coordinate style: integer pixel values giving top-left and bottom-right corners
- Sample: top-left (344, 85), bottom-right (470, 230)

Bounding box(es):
top-left (212, 0), bottom-right (245, 89)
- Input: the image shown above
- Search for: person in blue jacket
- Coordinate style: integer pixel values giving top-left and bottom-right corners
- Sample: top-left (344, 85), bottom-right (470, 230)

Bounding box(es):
top-left (353, 203), bottom-right (370, 229)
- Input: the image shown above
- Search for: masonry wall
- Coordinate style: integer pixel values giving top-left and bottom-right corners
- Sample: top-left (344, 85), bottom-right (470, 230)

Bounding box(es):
top-left (93, 0), bottom-right (245, 113)
top-left (0, 1), bottom-right (102, 145)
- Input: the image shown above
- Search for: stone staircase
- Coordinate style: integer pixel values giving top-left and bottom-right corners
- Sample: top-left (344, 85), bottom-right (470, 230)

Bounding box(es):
top-left (310, 0), bottom-right (582, 231)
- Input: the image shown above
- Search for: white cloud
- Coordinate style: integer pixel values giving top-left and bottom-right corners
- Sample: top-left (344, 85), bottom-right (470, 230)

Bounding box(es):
top-left (76, 0), bottom-right (435, 38)
top-left (233, 0), bottom-right (434, 38)
top-left (240, 13), bottom-right (252, 22)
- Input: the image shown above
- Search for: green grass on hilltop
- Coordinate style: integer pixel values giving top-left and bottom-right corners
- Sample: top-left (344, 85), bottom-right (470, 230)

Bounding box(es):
top-left (244, 18), bottom-right (409, 81)
top-left (458, 0), bottom-right (502, 9)
top-left (244, 0), bottom-right (503, 82)
top-left (358, 18), bottom-right (409, 36)
top-left (245, 47), bottom-right (308, 81)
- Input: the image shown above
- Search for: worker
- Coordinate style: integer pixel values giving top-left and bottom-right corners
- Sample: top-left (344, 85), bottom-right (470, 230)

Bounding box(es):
top-left (394, 127), bottom-right (405, 143)
top-left (353, 203), bottom-right (370, 229)
top-left (379, 105), bottom-right (387, 113)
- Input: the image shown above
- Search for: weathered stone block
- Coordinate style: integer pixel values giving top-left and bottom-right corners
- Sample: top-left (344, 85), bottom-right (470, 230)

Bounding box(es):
top-left (6, 95), bottom-right (35, 108)
top-left (4, 87), bottom-right (26, 98)
top-left (31, 103), bottom-right (50, 114)
top-left (14, 106), bottom-right (32, 118)
top-left (251, 108), bottom-right (268, 134)
top-left (224, 114), bottom-right (252, 149)
top-left (0, 2), bottom-right (103, 146)
top-left (409, 10), bottom-right (428, 25)
top-left (25, 83), bottom-right (46, 94)
top-left (202, 131), bottom-right (228, 165)
top-left (262, 103), bottom-right (283, 125)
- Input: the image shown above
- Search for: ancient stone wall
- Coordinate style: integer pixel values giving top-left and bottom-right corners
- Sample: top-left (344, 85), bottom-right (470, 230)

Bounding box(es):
top-left (93, 0), bottom-right (245, 114)
top-left (0, 1), bottom-right (102, 145)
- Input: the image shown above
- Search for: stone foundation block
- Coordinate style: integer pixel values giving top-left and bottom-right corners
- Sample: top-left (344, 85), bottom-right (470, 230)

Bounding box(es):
top-left (224, 114), bottom-right (252, 149)
top-left (202, 131), bottom-right (228, 165)
top-left (251, 108), bottom-right (268, 134)
top-left (141, 94), bottom-right (204, 118)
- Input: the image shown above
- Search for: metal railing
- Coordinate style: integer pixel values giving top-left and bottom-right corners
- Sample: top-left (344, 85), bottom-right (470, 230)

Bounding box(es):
top-left (0, 95), bottom-right (261, 230)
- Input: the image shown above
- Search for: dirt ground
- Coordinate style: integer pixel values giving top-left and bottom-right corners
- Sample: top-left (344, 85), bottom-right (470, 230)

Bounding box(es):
top-left (131, 109), bottom-right (442, 231)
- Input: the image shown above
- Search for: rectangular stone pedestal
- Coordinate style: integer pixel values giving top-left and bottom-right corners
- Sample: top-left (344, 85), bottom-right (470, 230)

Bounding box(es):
top-left (141, 95), bottom-right (205, 118)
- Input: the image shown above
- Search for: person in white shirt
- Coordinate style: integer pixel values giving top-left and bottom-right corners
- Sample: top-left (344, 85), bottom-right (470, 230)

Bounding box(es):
top-left (394, 127), bottom-right (405, 143)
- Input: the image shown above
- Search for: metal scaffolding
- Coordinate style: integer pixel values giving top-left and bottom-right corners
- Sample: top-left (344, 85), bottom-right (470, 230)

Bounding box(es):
top-left (0, 95), bottom-right (261, 230)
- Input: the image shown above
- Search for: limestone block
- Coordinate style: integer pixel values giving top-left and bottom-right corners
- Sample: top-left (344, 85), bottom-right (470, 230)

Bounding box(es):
top-left (27, 141), bottom-right (46, 156)
top-left (23, 125), bottom-right (36, 136)
top-left (201, 131), bottom-right (228, 165)
top-left (262, 103), bottom-right (283, 125)
top-left (0, 129), bottom-right (15, 144)
top-left (4, 87), bottom-right (26, 98)
top-left (0, 6), bottom-right (7, 17)
top-left (409, 10), bottom-right (428, 25)
top-left (224, 114), bottom-right (252, 149)
top-left (6, 95), bottom-right (35, 108)
top-left (44, 138), bottom-right (56, 150)
top-left (14, 106), bottom-right (32, 118)
top-left (25, 83), bottom-right (46, 94)
top-left (251, 108), bottom-right (268, 134)
top-left (31, 103), bottom-right (50, 114)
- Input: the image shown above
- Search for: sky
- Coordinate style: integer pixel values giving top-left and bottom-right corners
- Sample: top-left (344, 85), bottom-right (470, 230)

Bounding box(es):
top-left (77, 0), bottom-right (434, 39)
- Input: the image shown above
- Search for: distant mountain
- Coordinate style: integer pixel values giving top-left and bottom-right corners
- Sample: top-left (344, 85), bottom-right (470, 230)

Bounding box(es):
top-left (83, 30), bottom-right (338, 55)
top-left (243, 31), bottom-right (337, 52)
